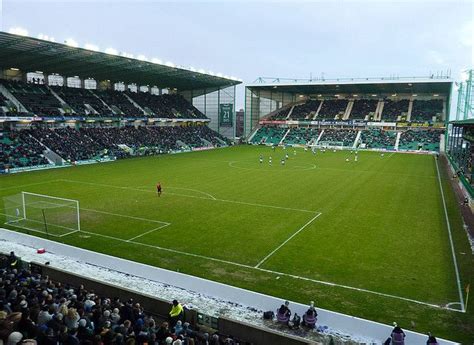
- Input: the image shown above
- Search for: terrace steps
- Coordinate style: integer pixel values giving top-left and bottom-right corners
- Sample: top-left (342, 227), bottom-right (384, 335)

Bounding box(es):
top-left (395, 132), bottom-right (401, 150)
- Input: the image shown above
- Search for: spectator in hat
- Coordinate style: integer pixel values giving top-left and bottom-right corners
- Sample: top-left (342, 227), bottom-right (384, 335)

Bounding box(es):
top-left (391, 322), bottom-right (406, 345)
top-left (276, 301), bottom-right (291, 325)
top-left (302, 301), bottom-right (318, 329)
top-left (427, 332), bottom-right (438, 344)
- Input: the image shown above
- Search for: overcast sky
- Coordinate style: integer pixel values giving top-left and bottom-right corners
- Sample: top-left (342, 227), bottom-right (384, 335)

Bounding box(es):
top-left (0, 0), bottom-right (472, 109)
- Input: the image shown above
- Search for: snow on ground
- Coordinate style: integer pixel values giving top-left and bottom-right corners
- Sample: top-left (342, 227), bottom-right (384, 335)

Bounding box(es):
top-left (0, 239), bottom-right (377, 344)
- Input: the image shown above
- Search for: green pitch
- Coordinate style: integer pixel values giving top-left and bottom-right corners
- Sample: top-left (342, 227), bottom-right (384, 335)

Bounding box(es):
top-left (0, 146), bottom-right (473, 342)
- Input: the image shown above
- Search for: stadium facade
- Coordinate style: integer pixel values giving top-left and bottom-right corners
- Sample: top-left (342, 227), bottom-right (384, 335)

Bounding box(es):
top-left (245, 76), bottom-right (452, 137)
top-left (0, 31), bottom-right (240, 136)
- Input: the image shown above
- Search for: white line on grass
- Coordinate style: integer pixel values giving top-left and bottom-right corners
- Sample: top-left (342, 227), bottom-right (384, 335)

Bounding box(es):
top-left (2, 217), bottom-right (79, 238)
top-left (166, 187), bottom-right (217, 200)
top-left (61, 227), bottom-right (461, 312)
top-left (79, 206), bottom-right (170, 226)
top-left (435, 156), bottom-right (465, 312)
top-left (125, 224), bottom-right (170, 242)
top-left (59, 179), bottom-right (318, 213)
top-left (255, 212), bottom-right (322, 268)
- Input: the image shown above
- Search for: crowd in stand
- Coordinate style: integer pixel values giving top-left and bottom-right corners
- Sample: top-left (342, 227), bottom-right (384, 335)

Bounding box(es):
top-left (94, 91), bottom-right (143, 117)
top-left (268, 107), bottom-right (290, 120)
top-left (359, 129), bottom-right (396, 149)
top-left (26, 127), bottom-right (105, 162)
top-left (0, 125), bottom-right (229, 171)
top-left (289, 100), bottom-right (320, 120)
top-left (282, 128), bottom-right (320, 145)
top-left (411, 100), bottom-right (443, 122)
top-left (318, 129), bottom-right (357, 146)
top-left (0, 80), bottom-right (207, 120)
top-left (350, 99), bottom-right (378, 120)
top-left (317, 100), bottom-right (348, 120)
top-left (50, 87), bottom-right (113, 117)
top-left (381, 100), bottom-right (408, 121)
top-left (126, 93), bottom-right (206, 119)
top-left (2, 81), bottom-right (62, 117)
top-left (0, 131), bottom-right (49, 171)
top-left (0, 252), bottom-right (247, 345)
top-left (398, 129), bottom-right (442, 151)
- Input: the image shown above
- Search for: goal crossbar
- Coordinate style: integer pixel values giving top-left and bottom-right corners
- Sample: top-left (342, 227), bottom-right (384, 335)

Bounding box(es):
top-left (20, 191), bottom-right (81, 232)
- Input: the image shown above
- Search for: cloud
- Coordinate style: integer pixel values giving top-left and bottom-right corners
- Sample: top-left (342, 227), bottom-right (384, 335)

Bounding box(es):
top-left (427, 50), bottom-right (445, 65)
top-left (459, 20), bottom-right (474, 47)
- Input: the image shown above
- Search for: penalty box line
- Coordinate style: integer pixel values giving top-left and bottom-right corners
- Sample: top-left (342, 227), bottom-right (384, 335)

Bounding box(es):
top-left (255, 212), bottom-right (322, 268)
top-left (58, 179), bottom-right (319, 214)
top-left (71, 226), bottom-right (462, 313)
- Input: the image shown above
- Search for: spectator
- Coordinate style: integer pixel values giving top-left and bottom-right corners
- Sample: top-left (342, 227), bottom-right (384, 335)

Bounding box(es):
top-left (302, 302), bottom-right (318, 329)
top-left (7, 252), bottom-right (18, 269)
top-left (391, 322), bottom-right (406, 345)
top-left (169, 299), bottom-right (184, 328)
top-left (276, 301), bottom-right (291, 325)
top-left (427, 332), bottom-right (438, 344)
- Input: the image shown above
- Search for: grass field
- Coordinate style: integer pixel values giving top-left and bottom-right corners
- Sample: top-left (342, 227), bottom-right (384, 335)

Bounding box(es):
top-left (1, 145), bottom-right (473, 342)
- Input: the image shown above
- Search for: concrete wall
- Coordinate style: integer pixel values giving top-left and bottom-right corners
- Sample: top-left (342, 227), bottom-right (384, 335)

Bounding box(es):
top-left (0, 229), bottom-right (459, 345)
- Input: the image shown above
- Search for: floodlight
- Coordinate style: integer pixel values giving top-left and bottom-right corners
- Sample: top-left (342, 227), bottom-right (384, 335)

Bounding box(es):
top-left (104, 48), bottom-right (118, 55)
top-left (9, 27), bottom-right (28, 36)
top-left (84, 43), bottom-right (99, 51)
top-left (65, 38), bottom-right (79, 48)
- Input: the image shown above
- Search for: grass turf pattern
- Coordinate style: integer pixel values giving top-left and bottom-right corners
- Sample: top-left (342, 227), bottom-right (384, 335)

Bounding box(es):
top-left (0, 146), bottom-right (473, 342)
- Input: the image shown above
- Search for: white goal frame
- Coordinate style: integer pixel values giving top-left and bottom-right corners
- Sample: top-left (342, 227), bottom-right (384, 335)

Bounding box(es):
top-left (20, 191), bottom-right (81, 232)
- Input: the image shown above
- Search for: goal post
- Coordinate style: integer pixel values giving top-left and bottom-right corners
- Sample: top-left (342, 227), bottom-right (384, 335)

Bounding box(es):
top-left (3, 192), bottom-right (81, 237)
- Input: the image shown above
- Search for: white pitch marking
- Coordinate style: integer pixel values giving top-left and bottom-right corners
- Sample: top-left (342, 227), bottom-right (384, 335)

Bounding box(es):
top-left (62, 226), bottom-right (462, 312)
top-left (79, 206), bottom-right (170, 226)
top-left (59, 179), bottom-right (318, 213)
top-left (435, 156), bottom-right (465, 312)
top-left (125, 224), bottom-right (170, 242)
top-left (255, 212), bottom-right (322, 268)
top-left (166, 187), bottom-right (217, 200)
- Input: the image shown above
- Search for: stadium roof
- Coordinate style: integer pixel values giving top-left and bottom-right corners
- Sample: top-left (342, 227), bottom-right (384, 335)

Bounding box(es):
top-left (0, 31), bottom-right (241, 91)
top-left (450, 119), bottom-right (474, 125)
top-left (246, 77), bottom-right (453, 95)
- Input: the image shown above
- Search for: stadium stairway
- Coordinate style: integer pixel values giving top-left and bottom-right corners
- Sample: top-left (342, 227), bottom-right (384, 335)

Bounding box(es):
top-left (285, 105), bottom-right (295, 119)
top-left (407, 99), bottom-right (413, 121)
top-left (278, 128), bottom-right (291, 145)
top-left (314, 129), bottom-right (325, 145)
top-left (123, 93), bottom-right (148, 116)
top-left (353, 130), bottom-right (362, 148)
top-left (312, 100), bottom-right (323, 119)
top-left (343, 100), bottom-right (354, 120)
top-left (90, 90), bottom-right (116, 114)
top-left (0, 84), bottom-right (28, 112)
top-left (395, 132), bottom-right (401, 150)
top-left (375, 100), bottom-right (384, 121)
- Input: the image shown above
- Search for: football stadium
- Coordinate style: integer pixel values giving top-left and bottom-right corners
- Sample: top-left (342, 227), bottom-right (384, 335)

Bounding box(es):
top-left (0, 2), bottom-right (473, 344)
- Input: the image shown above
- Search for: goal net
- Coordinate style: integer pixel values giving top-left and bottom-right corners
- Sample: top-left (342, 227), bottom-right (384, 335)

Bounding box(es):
top-left (3, 192), bottom-right (80, 237)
